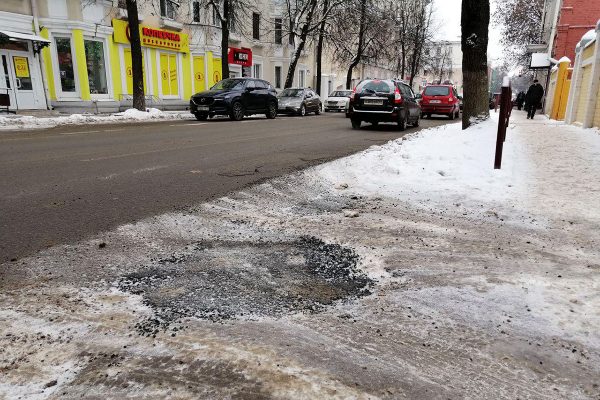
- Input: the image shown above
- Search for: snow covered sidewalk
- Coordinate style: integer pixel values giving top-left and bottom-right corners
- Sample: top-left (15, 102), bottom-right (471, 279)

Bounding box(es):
top-left (0, 108), bottom-right (194, 131)
top-left (316, 111), bottom-right (600, 224)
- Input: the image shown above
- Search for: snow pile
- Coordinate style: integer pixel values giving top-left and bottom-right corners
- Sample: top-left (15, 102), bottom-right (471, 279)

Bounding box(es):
top-left (0, 108), bottom-right (193, 130)
top-left (316, 117), bottom-right (524, 207)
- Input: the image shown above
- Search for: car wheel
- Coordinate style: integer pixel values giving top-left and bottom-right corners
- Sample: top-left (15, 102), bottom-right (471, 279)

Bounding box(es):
top-left (299, 104), bottom-right (306, 117)
top-left (315, 103), bottom-right (322, 115)
top-left (266, 102), bottom-right (277, 119)
top-left (351, 118), bottom-right (361, 129)
top-left (398, 114), bottom-right (407, 131)
top-left (195, 113), bottom-right (208, 121)
top-left (230, 101), bottom-right (244, 121)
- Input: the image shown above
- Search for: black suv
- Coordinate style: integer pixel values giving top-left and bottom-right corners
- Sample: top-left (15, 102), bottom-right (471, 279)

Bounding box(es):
top-left (347, 79), bottom-right (421, 130)
top-left (190, 78), bottom-right (278, 121)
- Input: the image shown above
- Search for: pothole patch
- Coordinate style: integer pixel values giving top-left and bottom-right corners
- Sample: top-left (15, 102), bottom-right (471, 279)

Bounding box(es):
top-left (118, 237), bottom-right (373, 335)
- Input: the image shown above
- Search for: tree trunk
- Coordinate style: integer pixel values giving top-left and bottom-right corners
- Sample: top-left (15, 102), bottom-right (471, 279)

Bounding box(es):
top-left (220, 0), bottom-right (230, 79)
top-left (126, 0), bottom-right (145, 111)
top-left (461, 0), bottom-right (490, 129)
top-left (346, 0), bottom-right (367, 89)
top-left (315, 0), bottom-right (328, 96)
top-left (285, 39), bottom-right (307, 88)
top-left (284, 0), bottom-right (317, 89)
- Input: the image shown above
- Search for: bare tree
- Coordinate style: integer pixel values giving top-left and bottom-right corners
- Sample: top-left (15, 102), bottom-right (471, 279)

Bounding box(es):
top-left (195, 0), bottom-right (255, 79)
top-left (328, 0), bottom-right (390, 89)
top-left (461, 0), bottom-right (490, 129)
top-left (125, 0), bottom-right (145, 111)
top-left (282, 0), bottom-right (343, 89)
top-left (315, 0), bottom-right (329, 96)
top-left (493, 0), bottom-right (544, 69)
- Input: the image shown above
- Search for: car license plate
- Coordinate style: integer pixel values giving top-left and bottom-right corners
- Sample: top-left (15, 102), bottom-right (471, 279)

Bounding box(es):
top-left (197, 106), bottom-right (209, 111)
top-left (364, 99), bottom-right (383, 105)
top-left (430, 100), bottom-right (441, 104)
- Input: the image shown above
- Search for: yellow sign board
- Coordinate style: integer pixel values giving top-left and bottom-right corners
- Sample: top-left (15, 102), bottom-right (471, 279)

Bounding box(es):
top-left (13, 56), bottom-right (30, 78)
top-left (112, 19), bottom-right (189, 53)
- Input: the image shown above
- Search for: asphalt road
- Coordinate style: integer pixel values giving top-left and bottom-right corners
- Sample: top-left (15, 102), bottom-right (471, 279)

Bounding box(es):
top-left (0, 112), bottom-right (450, 262)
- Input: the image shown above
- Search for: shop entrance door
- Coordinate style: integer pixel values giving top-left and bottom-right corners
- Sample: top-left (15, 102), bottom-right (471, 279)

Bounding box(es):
top-left (0, 50), bottom-right (43, 110)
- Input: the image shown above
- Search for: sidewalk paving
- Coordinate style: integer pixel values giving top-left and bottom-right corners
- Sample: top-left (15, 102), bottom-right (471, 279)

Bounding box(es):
top-left (1, 112), bottom-right (599, 398)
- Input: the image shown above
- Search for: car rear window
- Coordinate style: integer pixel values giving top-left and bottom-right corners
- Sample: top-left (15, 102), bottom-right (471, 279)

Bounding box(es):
top-left (356, 80), bottom-right (394, 94)
top-left (424, 86), bottom-right (450, 96)
top-left (331, 91), bottom-right (352, 97)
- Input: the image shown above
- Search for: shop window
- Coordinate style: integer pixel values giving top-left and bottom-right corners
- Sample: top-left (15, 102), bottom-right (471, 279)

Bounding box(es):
top-left (253, 63), bottom-right (262, 79)
top-left (84, 40), bottom-right (108, 95)
top-left (55, 37), bottom-right (76, 93)
top-left (274, 65), bottom-right (282, 89)
top-left (274, 18), bottom-right (282, 44)
top-left (252, 13), bottom-right (260, 40)
top-left (192, 1), bottom-right (200, 23)
top-left (160, 0), bottom-right (179, 20)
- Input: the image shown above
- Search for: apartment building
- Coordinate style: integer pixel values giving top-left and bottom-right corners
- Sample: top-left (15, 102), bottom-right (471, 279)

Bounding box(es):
top-left (0, 0), bottom-right (397, 112)
top-left (414, 40), bottom-right (463, 95)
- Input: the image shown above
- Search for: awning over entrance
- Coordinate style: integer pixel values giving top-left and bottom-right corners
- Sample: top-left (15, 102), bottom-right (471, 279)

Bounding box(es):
top-left (0, 30), bottom-right (51, 43)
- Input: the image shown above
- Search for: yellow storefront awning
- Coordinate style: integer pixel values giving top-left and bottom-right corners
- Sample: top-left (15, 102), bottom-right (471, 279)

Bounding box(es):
top-left (0, 30), bottom-right (51, 43)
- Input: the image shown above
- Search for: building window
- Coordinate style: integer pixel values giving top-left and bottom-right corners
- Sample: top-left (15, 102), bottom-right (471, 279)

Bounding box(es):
top-left (299, 69), bottom-right (305, 88)
top-left (274, 65), bottom-right (282, 88)
top-left (274, 18), bottom-right (282, 44)
top-left (252, 13), bottom-right (260, 40)
top-left (84, 40), bottom-right (108, 95)
top-left (212, 7), bottom-right (221, 27)
top-left (160, 0), bottom-right (179, 20)
top-left (55, 37), bottom-right (76, 93)
top-left (192, 1), bottom-right (200, 23)
top-left (253, 63), bottom-right (262, 79)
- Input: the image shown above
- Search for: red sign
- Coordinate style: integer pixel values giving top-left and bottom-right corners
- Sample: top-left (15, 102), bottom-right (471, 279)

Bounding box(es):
top-left (228, 47), bottom-right (252, 67)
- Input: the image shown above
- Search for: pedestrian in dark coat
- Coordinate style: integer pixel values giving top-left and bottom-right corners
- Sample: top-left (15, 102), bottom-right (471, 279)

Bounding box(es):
top-left (516, 91), bottom-right (526, 110)
top-left (525, 80), bottom-right (544, 119)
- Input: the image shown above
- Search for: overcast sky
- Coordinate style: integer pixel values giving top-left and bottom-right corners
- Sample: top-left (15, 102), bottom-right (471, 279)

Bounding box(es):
top-left (432, 0), bottom-right (503, 65)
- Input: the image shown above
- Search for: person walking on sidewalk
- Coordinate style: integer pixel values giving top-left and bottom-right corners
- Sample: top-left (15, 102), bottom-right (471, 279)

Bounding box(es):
top-left (525, 80), bottom-right (544, 119)
top-left (516, 91), bottom-right (526, 111)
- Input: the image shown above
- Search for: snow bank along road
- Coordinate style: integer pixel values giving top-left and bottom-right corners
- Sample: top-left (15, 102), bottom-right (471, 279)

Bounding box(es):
top-left (1, 112), bottom-right (599, 398)
top-left (0, 113), bottom-right (449, 264)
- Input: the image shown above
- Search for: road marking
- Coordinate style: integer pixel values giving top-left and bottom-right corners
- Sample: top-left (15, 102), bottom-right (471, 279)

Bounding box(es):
top-left (169, 122), bottom-right (208, 127)
top-left (60, 130), bottom-right (100, 135)
top-left (133, 165), bottom-right (169, 174)
top-left (104, 128), bottom-right (126, 132)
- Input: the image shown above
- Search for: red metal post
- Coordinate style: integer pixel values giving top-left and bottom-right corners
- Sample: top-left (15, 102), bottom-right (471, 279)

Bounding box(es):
top-left (494, 85), bottom-right (511, 169)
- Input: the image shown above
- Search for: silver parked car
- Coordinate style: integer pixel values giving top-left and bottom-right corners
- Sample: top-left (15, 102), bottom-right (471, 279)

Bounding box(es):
top-left (324, 90), bottom-right (352, 112)
top-left (277, 88), bottom-right (322, 116)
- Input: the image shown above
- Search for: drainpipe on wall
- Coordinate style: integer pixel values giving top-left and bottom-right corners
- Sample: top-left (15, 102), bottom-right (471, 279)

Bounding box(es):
top-left (30, 0), bottom-right (51, 110)
top-left (583, 20), bottom-right (600, 128)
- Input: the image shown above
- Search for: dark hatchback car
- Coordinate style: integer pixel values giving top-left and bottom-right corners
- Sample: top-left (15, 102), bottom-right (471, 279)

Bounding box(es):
top-left (190, 78), bottom-right (278, 121)
top-left (347, 79), bottom-right (421, 130)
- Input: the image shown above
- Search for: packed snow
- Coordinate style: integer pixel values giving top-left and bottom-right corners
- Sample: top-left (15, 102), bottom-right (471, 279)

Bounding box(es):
top-left (0, 108), bottom-right (193, 130)
top-left (315, 112), bottom-right (600, 223)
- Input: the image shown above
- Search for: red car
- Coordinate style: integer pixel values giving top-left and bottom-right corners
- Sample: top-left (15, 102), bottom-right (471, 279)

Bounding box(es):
top-left (420, 85), bottom-right (461, 120)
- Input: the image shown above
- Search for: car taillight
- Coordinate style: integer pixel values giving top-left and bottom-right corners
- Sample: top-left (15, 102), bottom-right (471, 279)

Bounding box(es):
top-left (350, 87), bottom-right (356, 101)
top-left (394, 87), bottom-right (403, 104)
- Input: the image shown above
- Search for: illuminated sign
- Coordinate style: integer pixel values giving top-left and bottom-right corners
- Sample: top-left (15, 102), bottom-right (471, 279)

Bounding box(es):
top-left (112, 19), bottom-right (189, 53)
top-left (228, 47), bottom-right (252, 67)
